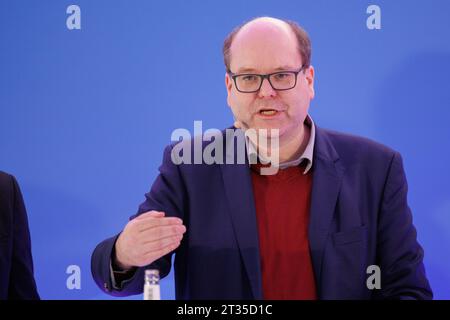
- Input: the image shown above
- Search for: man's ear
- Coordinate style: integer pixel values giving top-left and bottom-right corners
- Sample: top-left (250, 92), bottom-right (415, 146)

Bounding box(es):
top-left (225, 73), bottom-right (233, 93)
top-left (305, 65), bottom-right (315, 99)
top-left (225, 73), bottom-right (233, 107)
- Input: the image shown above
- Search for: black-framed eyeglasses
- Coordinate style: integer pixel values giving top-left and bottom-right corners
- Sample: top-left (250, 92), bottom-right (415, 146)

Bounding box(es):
top-left (228, 65), bottom-right (306, 93)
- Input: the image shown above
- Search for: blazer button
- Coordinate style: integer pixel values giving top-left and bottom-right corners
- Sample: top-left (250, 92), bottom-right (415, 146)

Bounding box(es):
top-left (104, 283), bottom-right (111, 292)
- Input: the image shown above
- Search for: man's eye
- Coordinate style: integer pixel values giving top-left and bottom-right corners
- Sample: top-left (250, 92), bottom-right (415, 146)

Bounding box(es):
top-left (241, 75), bottom-right (257, 82)
top-left (274, 73), bottom-right (290, 80)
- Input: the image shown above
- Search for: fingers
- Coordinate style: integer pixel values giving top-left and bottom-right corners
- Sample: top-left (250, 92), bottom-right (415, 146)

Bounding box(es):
top-left (133, 210), bottom-right (183, 231)
top-left (136, 216), bottom-right (183, 233)
top-left (143, 239), bottom-right (182, 263)
top-left (141, 224), bottom-right (186, 243)
top-left (143, 233), bottom-right (183, 252)
top-left (135, 210), bottom-right (165, 220)
top-left (137, 217), bottom-right (182, 232)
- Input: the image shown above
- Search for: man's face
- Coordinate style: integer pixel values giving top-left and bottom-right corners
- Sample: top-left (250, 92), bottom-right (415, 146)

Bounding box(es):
top-left (225, 20), bottom-right (315, 139)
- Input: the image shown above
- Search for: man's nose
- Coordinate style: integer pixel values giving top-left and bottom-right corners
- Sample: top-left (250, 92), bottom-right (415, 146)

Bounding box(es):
top-left (258, 77), bottom-right (277, 98)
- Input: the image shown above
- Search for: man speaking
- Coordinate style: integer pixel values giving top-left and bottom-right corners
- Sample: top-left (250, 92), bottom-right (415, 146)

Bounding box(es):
top-left (91, 17), bottom-right (432, 299)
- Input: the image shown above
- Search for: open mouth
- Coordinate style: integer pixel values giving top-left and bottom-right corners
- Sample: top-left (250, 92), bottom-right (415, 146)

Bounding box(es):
top-left (259, 109), bottom-right (280, 116)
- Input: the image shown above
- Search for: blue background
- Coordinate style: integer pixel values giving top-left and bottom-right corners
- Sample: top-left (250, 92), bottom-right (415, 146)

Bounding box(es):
top-left (1, 0), bottom-right (449, 299)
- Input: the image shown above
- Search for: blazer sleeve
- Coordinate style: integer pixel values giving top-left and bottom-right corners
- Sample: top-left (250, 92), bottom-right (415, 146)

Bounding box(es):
top-left (91, 144), bottom-right (186, 296)
top-left (8, 175), bottom-right (40, 300)
top-left (374, 151), bottom-right (433, 299)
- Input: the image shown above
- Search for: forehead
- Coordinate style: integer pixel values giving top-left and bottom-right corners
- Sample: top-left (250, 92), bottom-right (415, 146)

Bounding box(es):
top-left (229, 20), bottom-right (302, 73)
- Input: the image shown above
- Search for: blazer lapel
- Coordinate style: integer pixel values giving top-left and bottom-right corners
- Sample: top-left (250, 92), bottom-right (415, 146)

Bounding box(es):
top-left (308, 126), bottom-right (345, 296)
top-left (220, 128), bottom-right (263, 300)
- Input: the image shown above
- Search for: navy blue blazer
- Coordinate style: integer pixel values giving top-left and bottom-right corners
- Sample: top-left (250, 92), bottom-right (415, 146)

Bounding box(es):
top-left (91, 125), bottom-right (432, 299)
top-left (0, 171), bottom-right (40, 300)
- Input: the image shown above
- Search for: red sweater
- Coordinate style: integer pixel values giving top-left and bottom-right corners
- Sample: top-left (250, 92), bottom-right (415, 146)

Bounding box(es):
top-left (250, 162), bottom-right (317, 300)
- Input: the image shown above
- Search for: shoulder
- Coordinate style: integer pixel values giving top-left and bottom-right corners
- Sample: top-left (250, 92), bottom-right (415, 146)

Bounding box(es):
top-left (317, 127), bottom-right (399, 169)
top-left (321, 128), bottom-right (396, 154)
top-left (0, 171), bottom-right (15, 194)
top-left (0, 171), bottom-right (17, 216)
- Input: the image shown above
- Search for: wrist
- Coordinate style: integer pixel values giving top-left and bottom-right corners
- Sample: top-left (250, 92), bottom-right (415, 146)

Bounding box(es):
top-left (113, 241), bottom-right (133, 271)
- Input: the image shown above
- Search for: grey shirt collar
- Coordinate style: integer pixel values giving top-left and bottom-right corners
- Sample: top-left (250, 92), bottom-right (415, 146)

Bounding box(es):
top-left (246, 114), bottom-right (316, 174)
